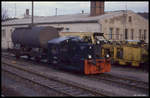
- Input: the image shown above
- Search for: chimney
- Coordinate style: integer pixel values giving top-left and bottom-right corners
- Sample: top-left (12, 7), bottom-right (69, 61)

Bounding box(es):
top-left (90, 1), bottom-right (104, 16)
top-left (26, 9), bottom-right (29, 16)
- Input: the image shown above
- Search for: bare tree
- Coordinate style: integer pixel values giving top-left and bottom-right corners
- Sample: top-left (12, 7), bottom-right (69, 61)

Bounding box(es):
top-left (2, 7), bottom-right (9, 21)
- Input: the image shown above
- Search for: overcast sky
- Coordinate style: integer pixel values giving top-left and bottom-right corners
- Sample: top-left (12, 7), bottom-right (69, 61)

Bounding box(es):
top-left (2, 1), bottom-right (149, 18)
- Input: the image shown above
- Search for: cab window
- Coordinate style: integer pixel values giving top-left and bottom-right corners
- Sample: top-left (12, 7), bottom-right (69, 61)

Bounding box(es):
top-left (51, 45), bottom-right (58, 55)
top-left (83, 36), bottom-right (92, 43)
top-left (60, 43), bottom-right (68, 52)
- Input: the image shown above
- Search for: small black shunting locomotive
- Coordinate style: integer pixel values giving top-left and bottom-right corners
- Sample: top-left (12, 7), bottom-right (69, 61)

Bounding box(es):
top-left (10, 26), bottom-right (111, 75)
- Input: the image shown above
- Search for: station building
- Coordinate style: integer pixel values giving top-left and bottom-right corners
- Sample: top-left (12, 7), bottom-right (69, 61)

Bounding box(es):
top-left (1, 1), bottom-right (149, 49)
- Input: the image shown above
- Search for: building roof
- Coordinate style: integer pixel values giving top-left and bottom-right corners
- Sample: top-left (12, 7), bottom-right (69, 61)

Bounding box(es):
top-left (137, 12), bottom-right (149, 20)
top-left (2, 10), bottom-right (134, 26)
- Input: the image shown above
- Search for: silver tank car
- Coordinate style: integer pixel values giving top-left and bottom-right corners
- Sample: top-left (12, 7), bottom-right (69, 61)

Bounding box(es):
top-left (11, 26), bottom-right (59, 48)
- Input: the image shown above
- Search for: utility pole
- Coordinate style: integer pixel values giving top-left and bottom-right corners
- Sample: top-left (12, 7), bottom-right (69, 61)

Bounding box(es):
top-left (32, 1), bottom-right (34, 26)
top-left (55, 8), bottom-right (57, 16)
top-left (15, 3), bottom-right (16, 18)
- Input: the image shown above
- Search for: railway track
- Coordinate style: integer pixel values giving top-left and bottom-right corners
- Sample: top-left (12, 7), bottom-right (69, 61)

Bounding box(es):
top-left (86, 74), bottom-right (148, 92)
top-left (2, 52), bottom-right (149, 94)
top-left (2, 59), bottom-right (105, 96)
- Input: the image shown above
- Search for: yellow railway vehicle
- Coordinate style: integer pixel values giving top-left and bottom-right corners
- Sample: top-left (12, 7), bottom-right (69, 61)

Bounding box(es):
top-left (101, 40), bottom-right (149, 68)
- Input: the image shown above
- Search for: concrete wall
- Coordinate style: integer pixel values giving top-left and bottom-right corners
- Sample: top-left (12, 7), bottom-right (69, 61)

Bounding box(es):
top-left (2, 26), bottom-right (14, 49)
top-left (99, 11), bottom-right (149, 43)
top-left (2, 25), bottom-right (29, 49)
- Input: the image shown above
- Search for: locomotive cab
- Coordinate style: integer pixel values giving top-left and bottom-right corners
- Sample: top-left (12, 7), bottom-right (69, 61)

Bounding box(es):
top-left (48, 36), bottom-right (111, 75)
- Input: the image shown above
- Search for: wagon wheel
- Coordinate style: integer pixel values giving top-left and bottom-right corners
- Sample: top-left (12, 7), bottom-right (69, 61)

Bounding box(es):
top-left (140, 62), bottom-right (149, 71)
top-left (15, 54), bottom-right (20, 59)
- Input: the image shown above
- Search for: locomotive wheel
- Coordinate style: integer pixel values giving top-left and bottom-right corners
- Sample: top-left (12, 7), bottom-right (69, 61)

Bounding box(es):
top-left (35, 57), bottom-right (40, 62)
top-left (14, 50), bottom-right (20, 59)
top-left (48, 60), bottom-right (52, 64)
top-left (27, 55), bottom-right (31, 60)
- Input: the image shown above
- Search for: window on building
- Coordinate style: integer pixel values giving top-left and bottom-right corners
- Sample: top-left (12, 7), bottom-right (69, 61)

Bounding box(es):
top-left (144, 29), bottom-right (147, 40)
top-left (139, 29), bottom-right (142, 40)
top-left (109, 28), bottom-right (113, 39)
top-left (116, 28), bottom-right (119, 40)
top-left (131, 29), bottom-right (134, 40)
top-left (94, 2), bottom-right (96, 6)
top-left (56, 27), bottom-right (64, 32)
top-left (125, 29), bottom-right (128, 40)
top-left (2, 29), bottom-right (6, 38)
top-left (10, 29), bottom-right (13, 33)
top-left (66, 28), bottom-right (69, 31)
top-left (129, 16), bottom-right (132, 22)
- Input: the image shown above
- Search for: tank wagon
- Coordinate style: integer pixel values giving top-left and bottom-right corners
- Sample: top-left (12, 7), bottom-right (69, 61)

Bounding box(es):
top-left (11, 26), bottom-right (59, 60)
top-left (12, 26), bottom-right (59, 48)
top-left (10, 26), bottom-right (111, 75)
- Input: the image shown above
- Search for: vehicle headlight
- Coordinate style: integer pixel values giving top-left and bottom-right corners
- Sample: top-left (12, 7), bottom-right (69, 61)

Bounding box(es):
top-left (53, 56), bottom-right (57, 59)
top-left (106, 54), bottom-right (110, 58)
top-left (88, 55), bottom-right (92, 59)
top-left (89, 46), bottom-right (92, 49)
top-left (97, 41), bottom-right (100, 44)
